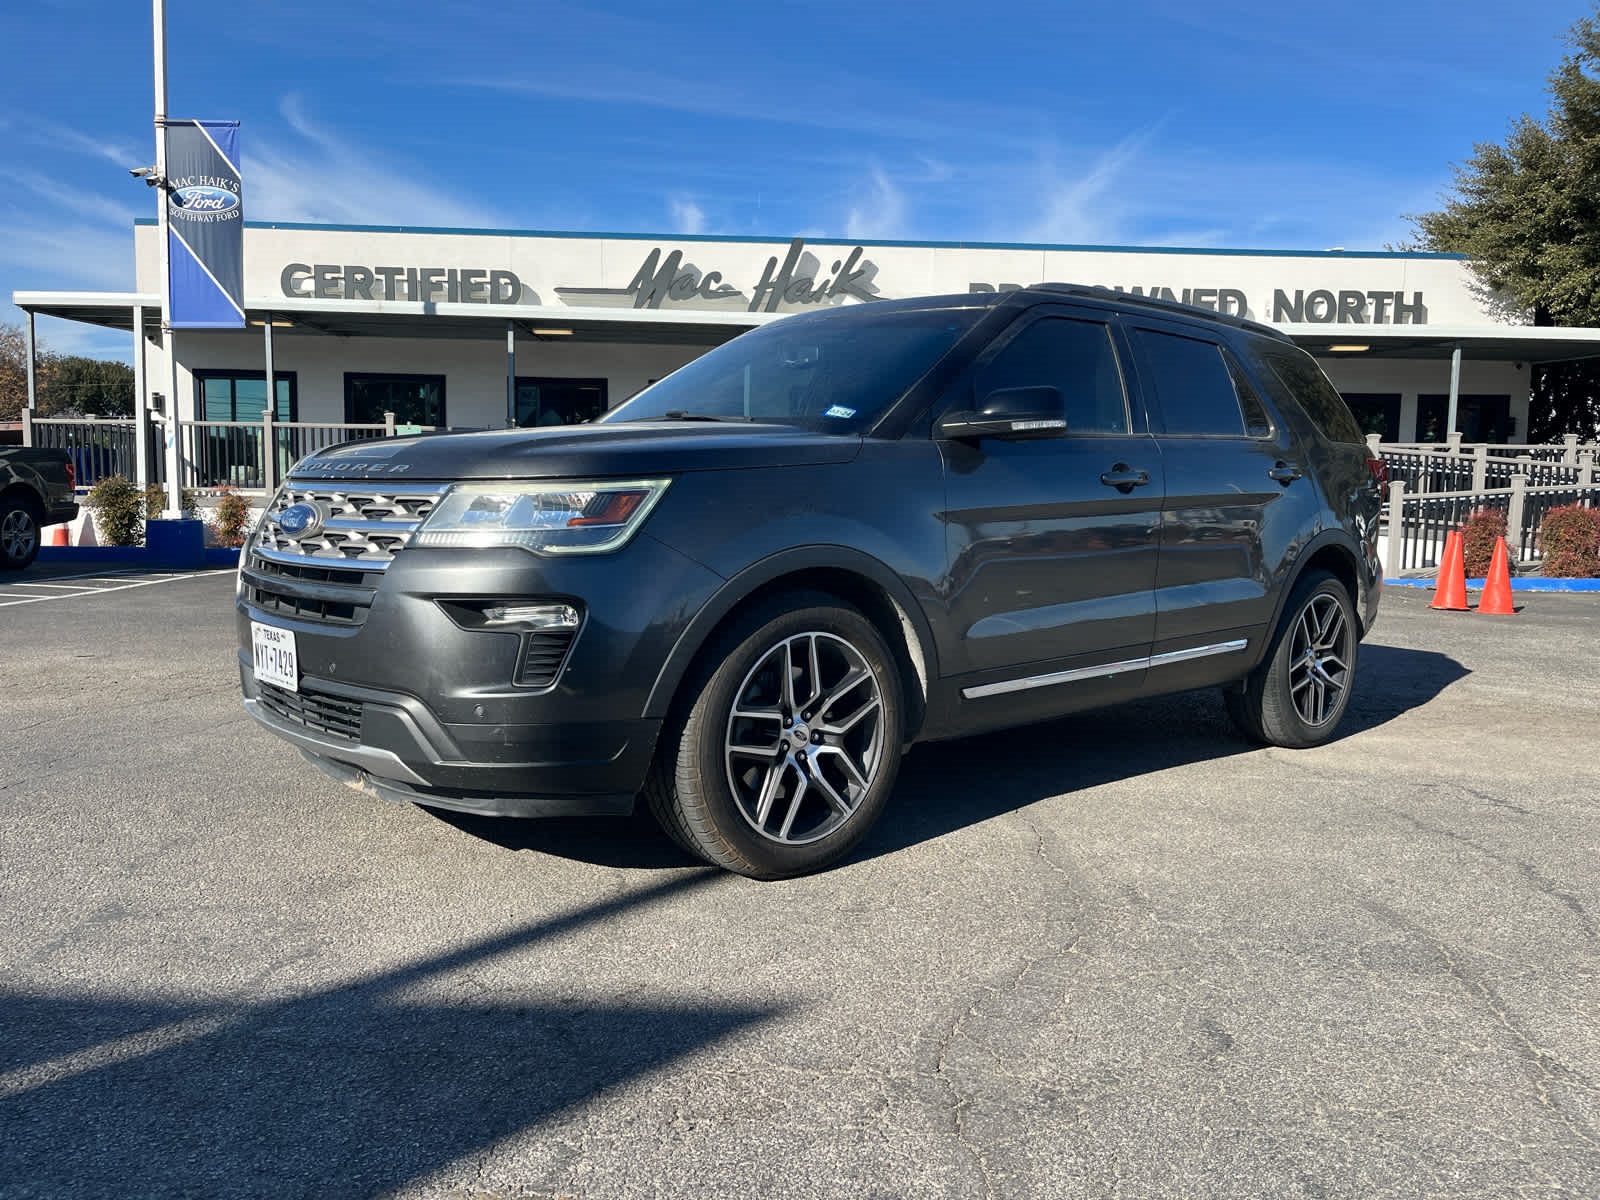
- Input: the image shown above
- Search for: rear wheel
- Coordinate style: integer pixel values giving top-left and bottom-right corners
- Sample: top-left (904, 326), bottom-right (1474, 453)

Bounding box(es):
top-left (0, 497), bottom-right (41, 571)
top-left (646, 593), bottom-right (905, 879)
top-left (1225, 570), bottom-right (1357, 748)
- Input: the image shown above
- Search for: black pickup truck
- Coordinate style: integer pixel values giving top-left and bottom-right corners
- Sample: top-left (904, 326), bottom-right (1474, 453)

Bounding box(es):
top-left (0, 448), bottom-right (78, 570)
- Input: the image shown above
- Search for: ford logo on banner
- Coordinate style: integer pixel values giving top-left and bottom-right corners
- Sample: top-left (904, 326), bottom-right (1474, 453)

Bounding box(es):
top-left (172, 185), bottom-right (240, 214)
top-left (273, 503), bottom-right (325, 541)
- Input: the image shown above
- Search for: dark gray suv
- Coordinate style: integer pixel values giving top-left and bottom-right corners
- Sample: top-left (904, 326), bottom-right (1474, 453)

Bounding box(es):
top-left (237, 285), bottom-right (1384, 878)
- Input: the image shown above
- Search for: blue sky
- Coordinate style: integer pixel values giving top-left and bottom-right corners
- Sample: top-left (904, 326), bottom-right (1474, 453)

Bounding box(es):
top-left (0, 0), bottom-right (1591, 360)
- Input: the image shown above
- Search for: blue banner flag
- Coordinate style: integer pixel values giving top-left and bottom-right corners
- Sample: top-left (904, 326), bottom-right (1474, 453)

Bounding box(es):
top-left (164, 120), bottom-right (243, 328)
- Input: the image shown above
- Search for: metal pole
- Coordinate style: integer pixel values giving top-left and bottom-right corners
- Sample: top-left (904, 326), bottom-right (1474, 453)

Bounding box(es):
top-left (23, 311), bottom-right (38, 420)
top-left (505, 321), bottom-right (517, 428)
top-left (133, 304), bottom-right (149, 488)
top-left (264, 316), bottom-right (277, 491)
top-left (1446, 343), bottom-right (1462, 443)
top-left (154, 0), bottom-right (183, 518)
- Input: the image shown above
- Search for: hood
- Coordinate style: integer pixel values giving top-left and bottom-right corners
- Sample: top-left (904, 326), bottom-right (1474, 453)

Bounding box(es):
top-left (289, 421), bottom-right (862, 482)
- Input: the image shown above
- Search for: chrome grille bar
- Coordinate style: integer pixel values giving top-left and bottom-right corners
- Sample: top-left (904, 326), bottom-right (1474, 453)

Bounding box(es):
top-left (253, 482), bottom-right (451, 568)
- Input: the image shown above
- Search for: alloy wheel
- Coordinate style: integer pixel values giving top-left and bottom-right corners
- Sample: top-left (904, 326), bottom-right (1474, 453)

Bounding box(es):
top-left (1, 508), bottom-right (38, 563)
top-left (1288, 593), bottom-right (1350, 727)
top-left (723, 631), bottom-right (887, 845)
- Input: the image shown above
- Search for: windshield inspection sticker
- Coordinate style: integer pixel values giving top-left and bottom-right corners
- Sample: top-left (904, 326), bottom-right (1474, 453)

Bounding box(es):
top-left (824, 405), bottom-right (857, 419)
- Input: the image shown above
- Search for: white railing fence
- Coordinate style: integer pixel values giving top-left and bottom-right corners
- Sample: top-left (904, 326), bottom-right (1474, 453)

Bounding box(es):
top-left (1373, 434), bottom-right (1600, 576)
top-left (21, 410), bottom-right (428, 494)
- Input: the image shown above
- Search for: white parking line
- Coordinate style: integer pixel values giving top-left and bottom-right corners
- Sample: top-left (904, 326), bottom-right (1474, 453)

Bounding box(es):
top-left (0, 570), bottom-right (224, 607)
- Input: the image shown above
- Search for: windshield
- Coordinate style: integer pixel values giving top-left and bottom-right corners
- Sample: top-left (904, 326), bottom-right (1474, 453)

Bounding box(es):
top-left (601, 305), bottom-right (985, 434)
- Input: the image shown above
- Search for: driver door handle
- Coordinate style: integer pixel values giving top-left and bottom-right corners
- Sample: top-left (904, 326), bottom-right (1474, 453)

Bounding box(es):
top-left (1268, 461), bottom-right (1303, 484)
top-left (1100, 465), bottom-right (1151, 493)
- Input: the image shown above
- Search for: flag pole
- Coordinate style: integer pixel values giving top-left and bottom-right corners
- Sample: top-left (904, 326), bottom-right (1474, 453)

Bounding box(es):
top-left (154, 0), bottom-right (184, 518)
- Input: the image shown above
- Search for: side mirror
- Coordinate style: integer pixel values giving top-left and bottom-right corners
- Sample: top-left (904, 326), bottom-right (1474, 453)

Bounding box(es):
top-left (935, 385), bottom-right (1066, 441)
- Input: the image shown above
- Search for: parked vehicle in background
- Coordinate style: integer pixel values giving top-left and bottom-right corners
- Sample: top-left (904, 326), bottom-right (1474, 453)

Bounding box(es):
top-left (236, 285), bottom-right (1385, 878)
top-left (0, 448), bottom-right (77, 570)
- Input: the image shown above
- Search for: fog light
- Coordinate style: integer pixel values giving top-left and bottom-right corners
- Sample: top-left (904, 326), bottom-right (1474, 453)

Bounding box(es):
top-left (482, 602), bottom-right (580, 629)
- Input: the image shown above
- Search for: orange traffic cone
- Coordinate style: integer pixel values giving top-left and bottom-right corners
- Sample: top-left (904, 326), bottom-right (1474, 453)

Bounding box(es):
top-left (1478, 536), bottom-right (1516, 615)
top-left (1430, 529), bottom-right (1469, 611)
top-left (46, 525), bottom-right (70, 547)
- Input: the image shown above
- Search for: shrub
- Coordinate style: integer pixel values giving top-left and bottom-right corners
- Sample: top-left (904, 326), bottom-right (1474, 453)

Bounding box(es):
top-left (142, 483), bottom-right (196, 521)
top-left (1459, 506), bottom-right (1509, 578)
top-left (211, 487), bottom-right (254, 548)
top-left (86, 474), bottom-right (144, 546)
top-left (1537, 504), bottom-right (1600, 578)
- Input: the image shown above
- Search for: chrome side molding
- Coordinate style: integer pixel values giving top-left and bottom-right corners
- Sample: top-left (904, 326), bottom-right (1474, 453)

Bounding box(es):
top-left (962, 639), bottom-right (1248, 700)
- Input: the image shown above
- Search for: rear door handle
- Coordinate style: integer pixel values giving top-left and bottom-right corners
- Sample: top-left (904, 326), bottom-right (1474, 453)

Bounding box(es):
top-left (1268, 461), bottom-right (1303, 484)
top-left (1100, 465), bottom-right (1151, 493)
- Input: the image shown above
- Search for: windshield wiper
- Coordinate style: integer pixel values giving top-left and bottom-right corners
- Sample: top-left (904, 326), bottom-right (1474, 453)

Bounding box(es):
top-left (651, 410), bottom-right (752, 423)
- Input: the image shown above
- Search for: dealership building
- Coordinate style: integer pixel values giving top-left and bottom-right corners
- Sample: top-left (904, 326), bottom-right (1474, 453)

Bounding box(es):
top-left (18, 219), bottom-right (1600, 445)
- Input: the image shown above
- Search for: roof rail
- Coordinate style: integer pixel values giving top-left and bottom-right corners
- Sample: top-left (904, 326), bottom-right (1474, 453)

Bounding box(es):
top-left (1030, 282), bottom-right (1293, 342)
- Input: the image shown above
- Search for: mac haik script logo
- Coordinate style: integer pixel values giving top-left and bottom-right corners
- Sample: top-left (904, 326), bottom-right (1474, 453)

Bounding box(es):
top-left (556, 238), bottom-right (882, 313)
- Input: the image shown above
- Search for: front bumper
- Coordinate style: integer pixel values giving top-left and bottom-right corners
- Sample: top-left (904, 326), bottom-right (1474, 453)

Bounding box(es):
top-left (239, 661), bottom-right (653, 816)
top-left (236, 532), bottom-right (723, 817)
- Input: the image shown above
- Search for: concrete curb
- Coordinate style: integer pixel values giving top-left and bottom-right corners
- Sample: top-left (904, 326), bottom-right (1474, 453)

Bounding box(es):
top-left (1384, 577), bottom-right (1600, 592)
top-left (37, 546), bottom-right (242, 569)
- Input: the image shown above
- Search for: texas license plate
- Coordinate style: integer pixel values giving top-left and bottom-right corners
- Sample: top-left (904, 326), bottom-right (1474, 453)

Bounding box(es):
top-left (252, 622), bottom-right (299, 692)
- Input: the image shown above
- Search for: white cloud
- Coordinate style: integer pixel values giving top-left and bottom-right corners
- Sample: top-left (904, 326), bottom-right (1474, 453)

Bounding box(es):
top-left (669, 197), bottom-right (707, 235)
top-left (0, 115), bottom-right (143, 168)
top-left (845, 168), bottom-right (907, 241)
top-left (244, 94), bottom-right (507, 227)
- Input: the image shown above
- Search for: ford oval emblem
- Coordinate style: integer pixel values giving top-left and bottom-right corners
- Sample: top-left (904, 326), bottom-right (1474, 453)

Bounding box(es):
top-left (274, 502), bottom-right (324, 541)
top-left (171, 185), bottom-right (240, 214)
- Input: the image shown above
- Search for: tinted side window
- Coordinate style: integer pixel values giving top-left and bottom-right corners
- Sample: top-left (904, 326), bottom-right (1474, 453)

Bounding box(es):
top-left (977, 317), bottom-right (1129, 434)
top-left (1128, 328), bottom-right (1247, 436)
top-left (1259, 346), bottom-right (1365, 444)
top-left (1224, 351), bottom-right (1274, 438)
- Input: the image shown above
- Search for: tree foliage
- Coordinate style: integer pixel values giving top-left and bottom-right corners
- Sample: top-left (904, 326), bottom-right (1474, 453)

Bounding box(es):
top-left (0, 322), bottom-right (133, 421)
top-left (45, 356), bottom-right (135, 417)
top-left (1409, 7), bottom-right (1600, 440)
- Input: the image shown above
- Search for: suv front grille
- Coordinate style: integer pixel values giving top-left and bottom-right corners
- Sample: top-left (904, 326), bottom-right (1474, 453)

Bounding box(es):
top-left (258, 682), bottom-right (363, 740)
top-left (244, 555), bottom-right (379, 626)
top-left (254, 482), bottom-right (451, 568)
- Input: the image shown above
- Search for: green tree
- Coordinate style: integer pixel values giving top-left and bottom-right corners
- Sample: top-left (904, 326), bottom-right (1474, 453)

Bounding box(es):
top-left (0, 322), bottom-right (56, 422)
top-left (1408, 7), bottom-right (1600, 441)
top-left (42, 355), bottom-right (135, 417)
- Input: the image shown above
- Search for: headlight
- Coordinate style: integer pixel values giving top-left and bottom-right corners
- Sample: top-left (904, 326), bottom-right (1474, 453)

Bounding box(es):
top-left (410, 479), bottom-right (670, 555)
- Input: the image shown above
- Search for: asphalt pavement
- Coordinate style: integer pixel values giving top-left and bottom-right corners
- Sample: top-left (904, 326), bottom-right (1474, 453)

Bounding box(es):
top-left (1, 567), bottom-right (1597, 1199)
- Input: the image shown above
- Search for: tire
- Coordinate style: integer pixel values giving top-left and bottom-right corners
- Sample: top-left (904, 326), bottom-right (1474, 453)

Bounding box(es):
top-left (0, 497), bottom-right (41, 571)
top-left (1225, 569), bottom-right (1358, 749)
top-left (645, 592), bottom-right (906, 880)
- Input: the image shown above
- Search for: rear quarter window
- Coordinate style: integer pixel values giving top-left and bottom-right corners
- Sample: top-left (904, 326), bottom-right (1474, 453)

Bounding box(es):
top-left (1258, 346), bottom-right (1366, 444)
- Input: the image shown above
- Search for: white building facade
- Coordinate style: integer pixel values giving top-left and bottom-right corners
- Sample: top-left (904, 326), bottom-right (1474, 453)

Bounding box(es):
top-left (26, 220), bottom-right (1600, 446)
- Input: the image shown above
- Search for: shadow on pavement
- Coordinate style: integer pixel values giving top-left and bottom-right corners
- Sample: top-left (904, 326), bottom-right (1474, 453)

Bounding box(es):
top-left (0, 872), bottom-right (779, 1200)
top-left (440, 644), bottom-right (1469, 873)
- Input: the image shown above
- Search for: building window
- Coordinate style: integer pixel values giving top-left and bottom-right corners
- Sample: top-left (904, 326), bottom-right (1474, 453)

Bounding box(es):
top-left (189, 371), bottom-right (297, 488)
top-left (1341, 393), bottom-right (1401, 443)
top-left (1417, 394), bottom-right (1512, 444)
top-left (345, 373), bottom-right (446, 427)
top-left (194, 370), bottom-right (296, 422)
top-left (514, 377), bottom-right (608, 427)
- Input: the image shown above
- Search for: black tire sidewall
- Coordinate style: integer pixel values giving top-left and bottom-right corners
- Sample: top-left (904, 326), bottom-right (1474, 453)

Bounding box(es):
top-left (678, 600), bottom-right (905, 878)
top-left (1258, 572), bottom-right (1358, 748)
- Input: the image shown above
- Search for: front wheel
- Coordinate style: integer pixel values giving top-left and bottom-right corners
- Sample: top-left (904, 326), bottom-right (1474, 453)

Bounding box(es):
top-left (0, 498), bottom-right (41, 571)
top-left (1225, 570), bottom-right (1358, 748)
top-left (646, 593), bottom-right (906, 879)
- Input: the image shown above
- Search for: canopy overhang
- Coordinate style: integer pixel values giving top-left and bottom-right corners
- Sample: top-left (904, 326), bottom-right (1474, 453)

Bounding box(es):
top-left (17, 292), bottom-right (1600, 364)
